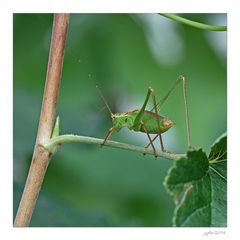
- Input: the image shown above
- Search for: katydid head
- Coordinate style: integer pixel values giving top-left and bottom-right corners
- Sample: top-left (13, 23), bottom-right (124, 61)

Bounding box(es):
top-left (96, 86), bottom-right (133, 131)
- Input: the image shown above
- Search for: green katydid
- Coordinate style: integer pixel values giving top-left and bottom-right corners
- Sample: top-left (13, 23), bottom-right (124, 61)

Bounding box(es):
top-left (97, 75), bottom-right (193, 157)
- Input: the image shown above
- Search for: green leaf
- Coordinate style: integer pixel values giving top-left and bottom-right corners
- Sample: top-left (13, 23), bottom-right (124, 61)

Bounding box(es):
top-left (164, 133), bottom-right (227, 227)
top-left (208, 133), bottom-right (227, 227)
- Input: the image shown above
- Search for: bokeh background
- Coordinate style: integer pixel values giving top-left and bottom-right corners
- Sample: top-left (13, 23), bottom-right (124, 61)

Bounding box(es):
top-left (13, 13), bottom-right (227, 226)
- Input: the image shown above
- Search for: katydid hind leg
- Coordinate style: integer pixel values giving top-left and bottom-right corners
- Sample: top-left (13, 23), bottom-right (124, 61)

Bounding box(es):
top-left (145, 134), bottom-right (172, 153)
top-left (150, 88), bottom-right (168, 152)
top-left (141, 121), bottom-right (158, 158)
top-left (133, 87), bottom-right (153, 130)
top-left (180, 76), bottom-right (194, 149)
top-left (135, 87), bottom-right (168, 152)
top-left (154, 75), bottom-right (194, 149)
top-left (145, 134), bottom-right (158, 148)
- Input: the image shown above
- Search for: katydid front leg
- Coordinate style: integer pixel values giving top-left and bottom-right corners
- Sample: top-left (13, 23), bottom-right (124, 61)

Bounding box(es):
top-left (101, 127), bottom-right (114, 146)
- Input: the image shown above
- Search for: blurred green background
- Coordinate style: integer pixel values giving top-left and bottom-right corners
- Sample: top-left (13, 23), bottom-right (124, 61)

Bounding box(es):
top-left (13, 13), bottom-right (226, 227)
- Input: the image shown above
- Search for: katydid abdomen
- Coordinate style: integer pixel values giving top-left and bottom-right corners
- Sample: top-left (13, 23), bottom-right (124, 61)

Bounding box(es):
top-left (119, 109), bottom-right (174, 134)
top-left (138, 110), bottom-right (174, 134)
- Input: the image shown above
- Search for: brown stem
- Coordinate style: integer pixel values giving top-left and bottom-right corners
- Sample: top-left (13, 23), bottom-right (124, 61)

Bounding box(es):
top-left (14, 13), bottom-right (69, 227)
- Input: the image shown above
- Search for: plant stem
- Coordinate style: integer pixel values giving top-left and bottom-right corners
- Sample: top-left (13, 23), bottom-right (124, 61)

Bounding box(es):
top-left (159, 13), bottom-right (227, 31)
top-left (44, 134), bottom-right (186, 161)
top-left (14, 14), bottom-right (69, 227)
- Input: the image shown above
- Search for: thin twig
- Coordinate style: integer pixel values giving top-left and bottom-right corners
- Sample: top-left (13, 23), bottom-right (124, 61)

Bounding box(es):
top-left (44, 134), bottom-right (186, 161)
top-left (159, 13), bottom-right (227, 31)
top-left (14, 14), bottom-right (69, 227)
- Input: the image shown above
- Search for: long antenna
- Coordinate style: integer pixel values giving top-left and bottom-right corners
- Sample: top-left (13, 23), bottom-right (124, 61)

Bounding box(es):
top-left (96, 85), bottom-right (113, 116)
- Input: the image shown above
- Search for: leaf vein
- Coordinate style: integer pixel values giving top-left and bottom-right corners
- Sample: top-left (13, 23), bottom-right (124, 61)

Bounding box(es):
top-left (209, 166), bottom-right (227, 182)
top-left (179, 203), bottom-right (211, 226)
top-left (209, 159), bottom-right (227, 164)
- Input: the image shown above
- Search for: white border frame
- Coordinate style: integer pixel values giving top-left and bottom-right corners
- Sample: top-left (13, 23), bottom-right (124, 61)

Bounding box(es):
top-left (1, 1), bottom-right (239, 239)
